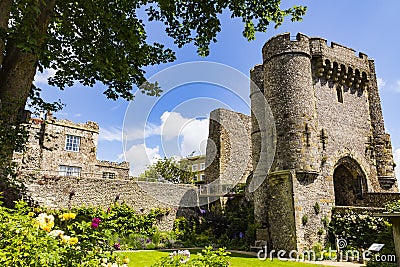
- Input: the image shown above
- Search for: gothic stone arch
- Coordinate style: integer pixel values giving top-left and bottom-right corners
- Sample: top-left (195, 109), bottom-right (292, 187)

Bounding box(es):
top-left (333, 157), bottom-right (368, 206)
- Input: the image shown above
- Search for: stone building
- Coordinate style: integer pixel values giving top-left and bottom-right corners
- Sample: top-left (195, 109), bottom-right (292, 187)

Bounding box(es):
top-left (184, 155), bottom-right (207, 182)
top-left (13, 113), bottom-right (129, 179)
top-left (206, 33), bottom-right (399, 251)
top-left (8, 114), bottom-right (194, 230)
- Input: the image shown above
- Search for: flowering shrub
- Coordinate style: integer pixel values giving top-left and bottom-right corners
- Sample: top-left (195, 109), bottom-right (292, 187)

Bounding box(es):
top-left (152, 246), bottom-right (230, 267)
top-left (172, 197), bottom-right (256, 250)
top-left (329, 208), bottom-right (392, 250)
top-left (0, 200), bottom-right (123, 266)
top-left (59, 212), bottom-right (77, 221)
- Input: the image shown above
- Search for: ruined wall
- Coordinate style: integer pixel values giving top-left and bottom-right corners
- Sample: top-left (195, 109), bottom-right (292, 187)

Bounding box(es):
top-left (13, 118), bottom-right (43, 170)
top-left (205, 108), bottom-right (252, 187)
top-left (23, 176), bottom-right (196, 231)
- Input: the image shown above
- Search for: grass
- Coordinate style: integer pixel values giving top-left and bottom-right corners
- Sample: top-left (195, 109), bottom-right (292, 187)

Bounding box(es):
top-left (116, 250), bottom-right (334, 267)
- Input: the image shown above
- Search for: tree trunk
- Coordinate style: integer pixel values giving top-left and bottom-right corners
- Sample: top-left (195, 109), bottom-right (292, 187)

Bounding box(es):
top-left (0, 0), bottom-right (12, 67)
top-left (0, 0), bottom-right (56, 124)
top-left (0, 0), bottom-right (56, 171)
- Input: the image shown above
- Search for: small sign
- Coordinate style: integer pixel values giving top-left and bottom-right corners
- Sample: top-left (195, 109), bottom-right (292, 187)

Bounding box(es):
top-left (368, 243), bottom-right (385, 252)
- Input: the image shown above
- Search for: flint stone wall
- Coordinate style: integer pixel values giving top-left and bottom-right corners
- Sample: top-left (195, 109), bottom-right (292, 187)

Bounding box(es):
top-left (205, 108), bottom-right (252, 186)
top-left (23, 176), bottom-right (197, 231)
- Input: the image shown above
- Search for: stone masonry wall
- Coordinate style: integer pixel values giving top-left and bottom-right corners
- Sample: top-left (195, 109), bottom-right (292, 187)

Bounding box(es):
top-left (15, 118), bottom-right (129, 179)
top-left (40, 119), bottom-right (99, 174)
top-left (205, 108), bottom-right (252, 187)
top-left (23, 176), bottom-right (196, 231)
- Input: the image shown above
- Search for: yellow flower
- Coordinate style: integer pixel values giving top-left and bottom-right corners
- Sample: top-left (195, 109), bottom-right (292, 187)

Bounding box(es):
top-left (69, 237), bottom-right (78, 245)
top-left (123, 256), bottom-right (129, 264)
top-left (59, 212), bottom-right (77, 221)
top-left (43, 225), bottom-right (52, 232)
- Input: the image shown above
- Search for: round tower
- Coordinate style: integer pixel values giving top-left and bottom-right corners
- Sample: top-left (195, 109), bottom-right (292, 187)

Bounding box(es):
top-left (262, 32), bottom-right (319, 172)
top-left (256, 33), bottom-right (320, 251)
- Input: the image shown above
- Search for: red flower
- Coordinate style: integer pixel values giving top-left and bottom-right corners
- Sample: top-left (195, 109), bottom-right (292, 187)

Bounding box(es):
top-left (91, 217), bottom-right (101, 229)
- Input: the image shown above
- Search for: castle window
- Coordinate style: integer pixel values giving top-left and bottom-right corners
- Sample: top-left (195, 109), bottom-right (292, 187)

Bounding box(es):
top-left (59, 165), bottom-right (81, 177)
top-left (65, 135), bottom-right (80, 151)
top-left (192, 164), bottom-right (198, 171)
top-left (336, 87), bottom-right (343, 103)
top-left (200, 174), bottom-right (205, 181)
top-left (102, 172), bottom-right (116, 179)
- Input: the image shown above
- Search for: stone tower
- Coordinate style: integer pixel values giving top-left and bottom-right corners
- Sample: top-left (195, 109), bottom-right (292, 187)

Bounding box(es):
top-left (249, 33), bottom-right (398, 251)
top-left (205, 32), bottom-right (399, 251)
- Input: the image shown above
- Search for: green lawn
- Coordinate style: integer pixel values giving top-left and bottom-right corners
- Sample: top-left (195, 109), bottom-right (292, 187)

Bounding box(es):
top-left (116, 250), bottom-right (332, 267)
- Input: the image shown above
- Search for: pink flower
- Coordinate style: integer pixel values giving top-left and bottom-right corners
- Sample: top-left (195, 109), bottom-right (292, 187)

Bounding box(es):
top-left (91, 217), bottom-right (101, 229)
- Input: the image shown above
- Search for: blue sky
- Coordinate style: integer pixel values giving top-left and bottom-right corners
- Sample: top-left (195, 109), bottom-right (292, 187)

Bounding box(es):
top-left (36, 0), bottom-right (400, 177)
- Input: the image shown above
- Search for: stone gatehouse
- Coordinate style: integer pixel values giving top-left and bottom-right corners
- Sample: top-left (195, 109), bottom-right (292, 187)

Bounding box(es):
top-left (206, 33), bottom-right (399, 251)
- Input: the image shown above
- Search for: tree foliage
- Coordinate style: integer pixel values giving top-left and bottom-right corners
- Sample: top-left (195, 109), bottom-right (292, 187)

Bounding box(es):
top-left (140, 157), bottom-right (195, 183)
top-left (0, 0), bottom-right (306, 117)
top-left (0, 0), bottom-right (306, 183)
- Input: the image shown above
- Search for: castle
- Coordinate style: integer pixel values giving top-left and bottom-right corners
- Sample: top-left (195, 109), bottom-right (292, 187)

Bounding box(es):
top-left (206, 33), bottom-right (399, 251)
top-left (6, 32), bottom-right (400, 250)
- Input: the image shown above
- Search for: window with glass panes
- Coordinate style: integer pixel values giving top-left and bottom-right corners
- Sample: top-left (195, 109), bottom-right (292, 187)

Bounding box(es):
top-left (59, 165), bottom-right (81, 177)
top-left (200, 163), bottom-right (205, 170)
top-left (65, 135), bottom-right (80, 151)
top-left (102, 172), bottom-right (116, 179)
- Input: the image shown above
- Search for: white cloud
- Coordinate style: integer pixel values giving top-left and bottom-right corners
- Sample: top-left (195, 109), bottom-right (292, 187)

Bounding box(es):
top-left (107, 111), bottom-right (210, 174)
top-left (33, 69), bottom-right (56, 86)
top-left (160, 111), bottom-right (190, 140)
top-left (179, 118), bottom-right (209, 157)
top-left (100, 123), bottom-right (160, 142)
top-left (396, 80), bottom-right (400, 93)
top-left (159, 111), bottom-right (209, 157)
top-left (123, 143), bottom-right (161, 176)
top-left (377, 77), bottom-right (386, 88)
top-left (99, 127), bottom-right (123, 142)
top-left (131, 123), bottom-right (160, 141)
top-left (394, 148), bottom-right (400, 180)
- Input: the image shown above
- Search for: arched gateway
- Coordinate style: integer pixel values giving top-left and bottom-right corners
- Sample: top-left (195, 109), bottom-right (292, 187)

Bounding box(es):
top-left (333, 157), bottom-right (368, 206)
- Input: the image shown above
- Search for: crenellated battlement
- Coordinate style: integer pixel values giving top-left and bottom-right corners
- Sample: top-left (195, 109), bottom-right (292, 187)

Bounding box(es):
top-left (262, 33), bottom-right (371, 92)
top-left (309, 36), bottom-right (371, 92)
top-left (47, 119), bottom-right (99, 133)
top-left (262, 32), bottom-right (311, 61)
top-left (263, 32), bottom-right (369, 63)
top-left (311, 57), bottom-right (370, 91)
top-left (309, 37), bottom-right (369, 62)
